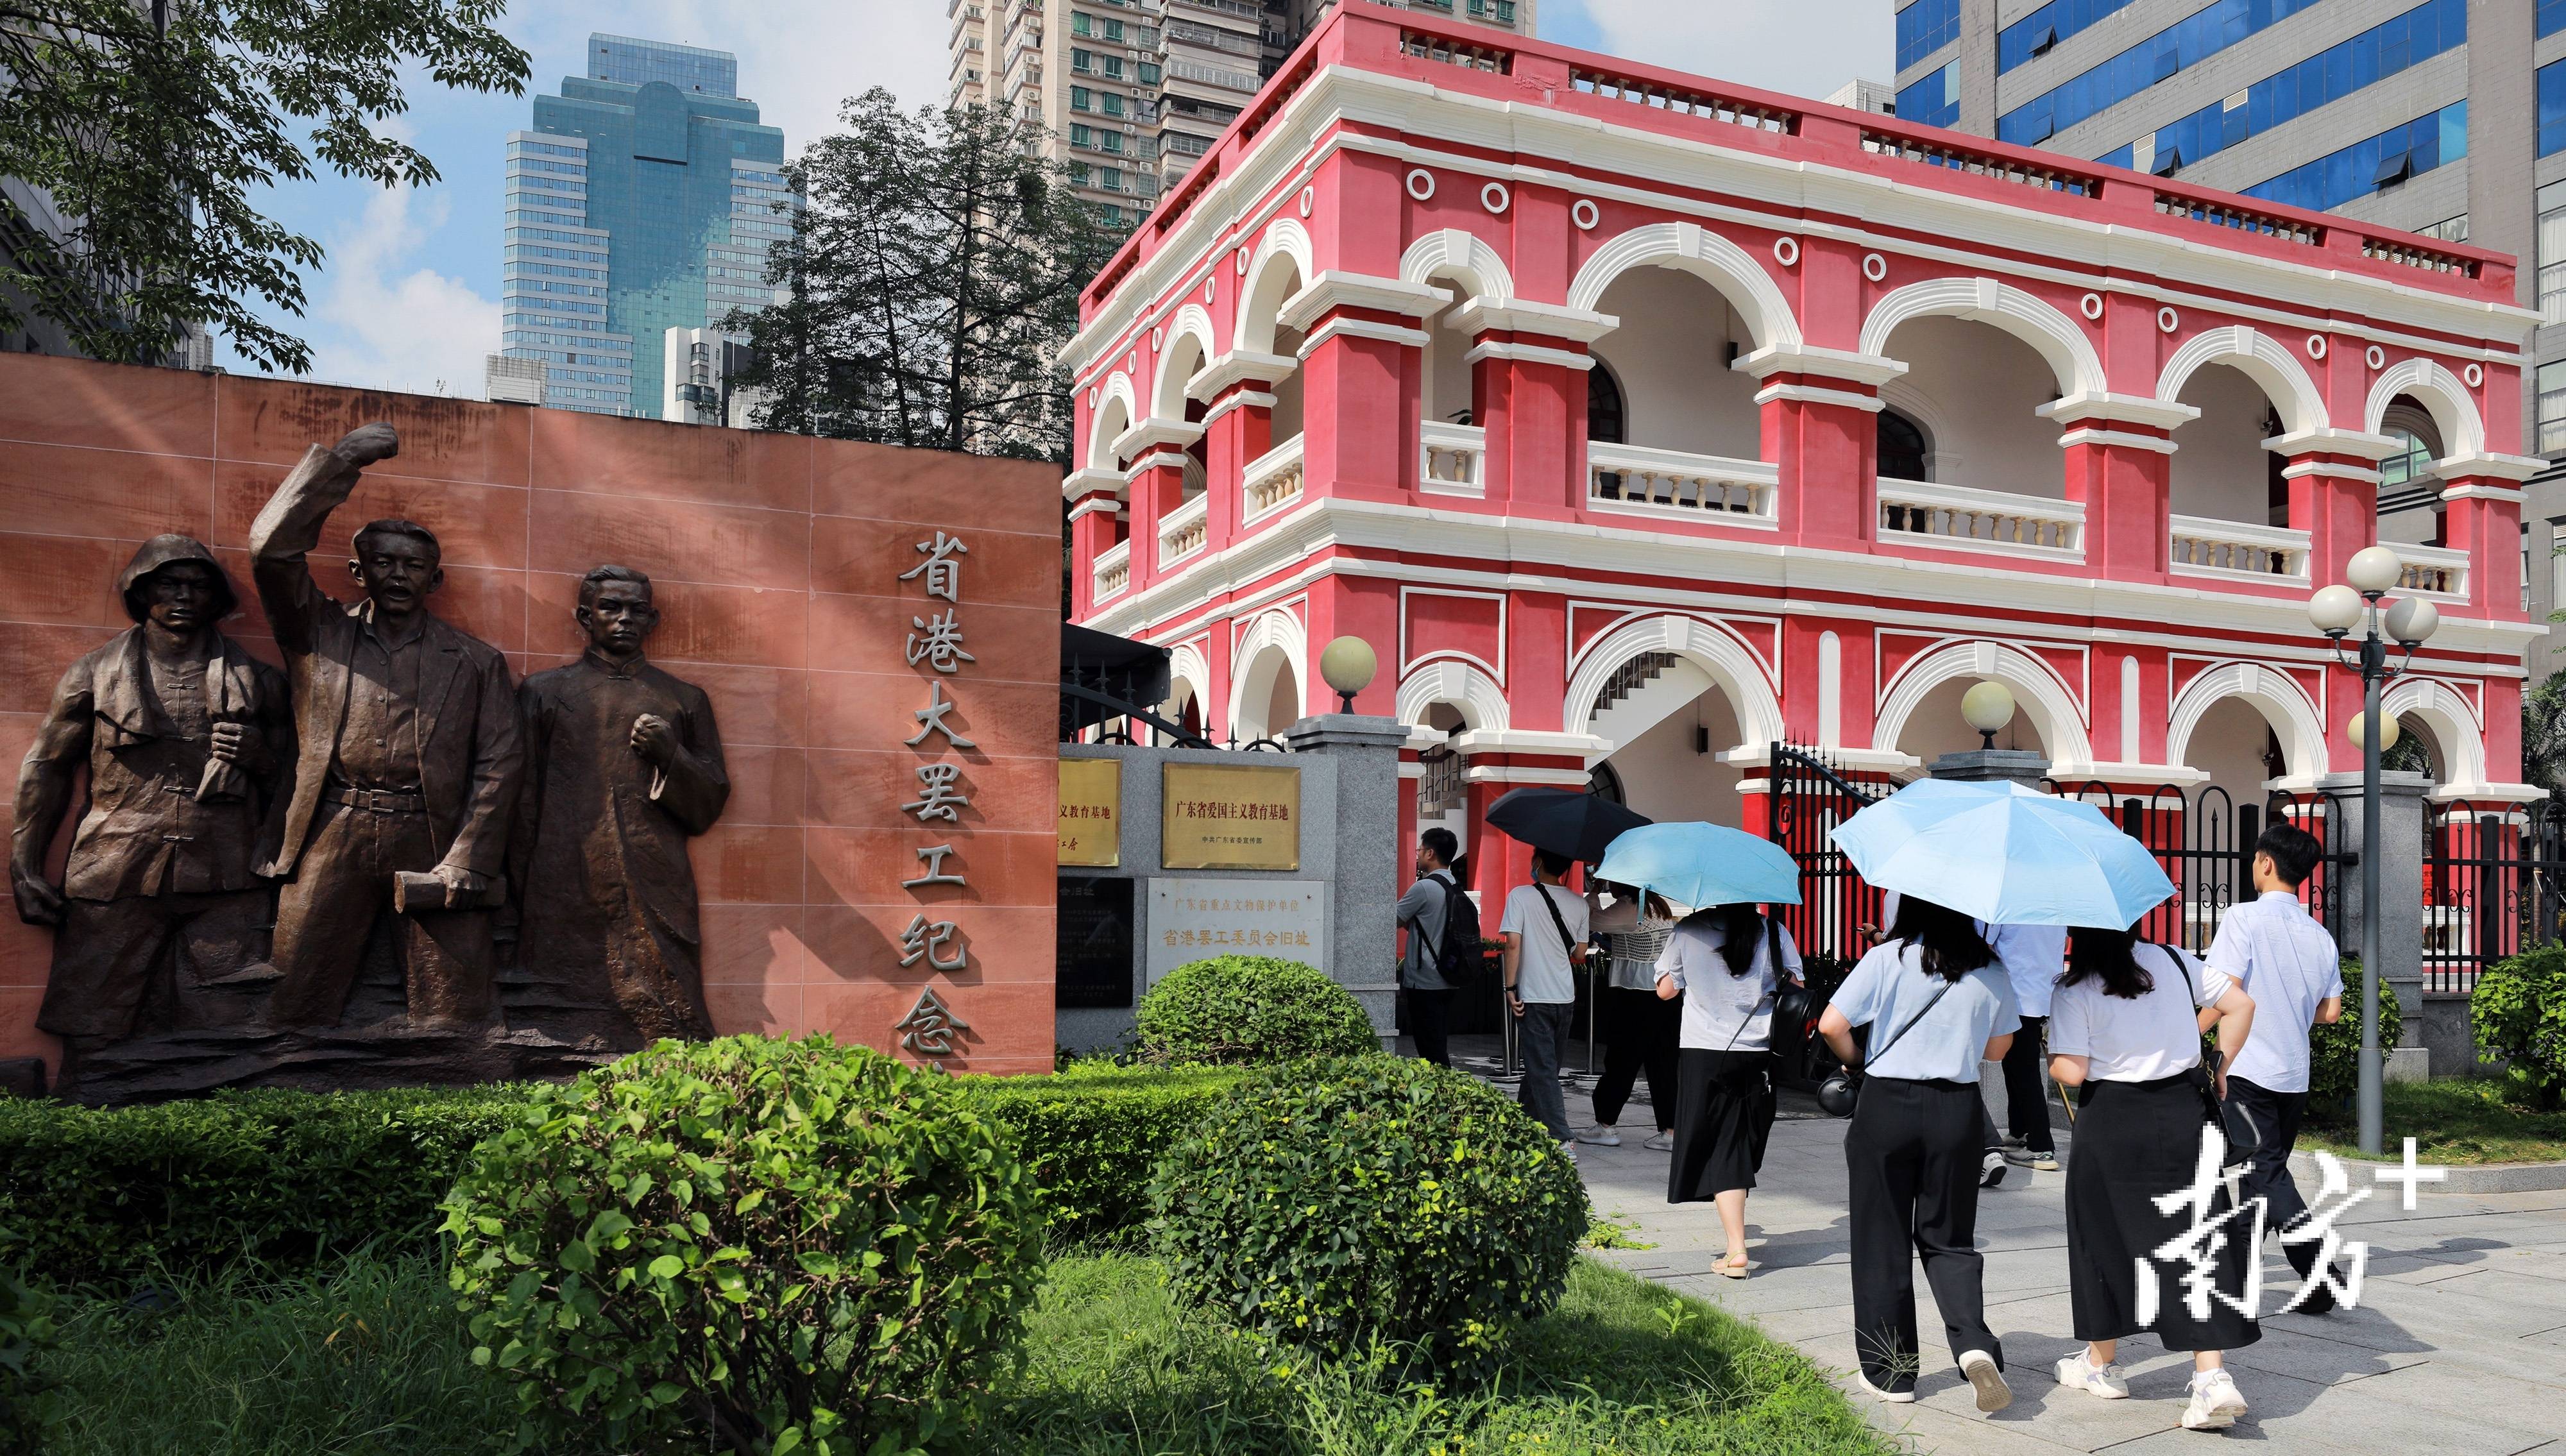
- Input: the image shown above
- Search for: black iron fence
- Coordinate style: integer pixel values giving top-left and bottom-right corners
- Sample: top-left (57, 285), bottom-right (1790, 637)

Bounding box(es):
top-left (2422, 800), bottom-right (2566, 994)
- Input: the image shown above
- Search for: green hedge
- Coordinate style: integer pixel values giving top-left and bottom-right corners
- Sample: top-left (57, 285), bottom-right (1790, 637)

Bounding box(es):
top-left (1134, 954), bottom-right (1382, 1065)
top-left (0, 1058), bottom-right (1247, 1285)
top-left (2472, 944), bottom-right (2566, 1108)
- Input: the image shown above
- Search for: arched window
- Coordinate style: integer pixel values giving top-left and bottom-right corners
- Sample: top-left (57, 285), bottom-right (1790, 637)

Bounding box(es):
top-left (1587, 361), bottom-right (1626, 446)
top-left (1877, 408), bottom-right (1928, 482)
top-left (1588, 760), bottom-right (1626, 804)
top-left (2378, 427), bottom-right (2438, 492)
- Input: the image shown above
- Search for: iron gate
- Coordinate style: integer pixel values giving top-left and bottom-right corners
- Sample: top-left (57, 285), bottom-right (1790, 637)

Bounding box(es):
top-left (2043, 782), bottom-right (2353, 956)
top-left (1767, 744), bottom-right (1889, 967)
top-left (2422, 800), bottom-right (2566, 994)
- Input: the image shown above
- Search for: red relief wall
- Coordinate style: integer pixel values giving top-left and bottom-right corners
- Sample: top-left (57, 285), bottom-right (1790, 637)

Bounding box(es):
top-left (0, 355), bottom-right (1062, 1078)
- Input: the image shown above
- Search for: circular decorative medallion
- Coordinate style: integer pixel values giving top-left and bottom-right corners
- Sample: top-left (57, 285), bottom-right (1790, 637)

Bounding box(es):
top-left (1572, 198), bottom-right (1601, 231)
top-left (1481, 181), bottom-right (1511, 214)
top-left (1773, 236), bottom-right (1801, 267)
top-left (1862, 252), bottom-right (1888, 282)
top-left (1151, 328), bottom-right (1162, 350)
top-left (1299, 185), bottom-right (1314, 217)
top-left (2080, 292), bottom-right (2104, 320)
top-left (2366, 343), bottom-right (2386, 370)
top-left (1236, 248), bottom-right (1250, 275)
top-left (2157, 306), bottom-right (2179, 334)
top-left (2306, 334), bottom-right (2327, 360)
top-left (1406, 169), bottom-right (1436, 201)
top-left (2465, 362), bottom-right (2484, 388)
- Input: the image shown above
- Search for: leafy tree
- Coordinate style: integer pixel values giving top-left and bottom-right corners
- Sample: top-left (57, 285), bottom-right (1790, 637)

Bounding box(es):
top-left (2524, 669), bottom-right (2566, 801)
top-left (727, 89), bottom-right (1123, 461)
top-left (0, 0), bottom-right (529, 371)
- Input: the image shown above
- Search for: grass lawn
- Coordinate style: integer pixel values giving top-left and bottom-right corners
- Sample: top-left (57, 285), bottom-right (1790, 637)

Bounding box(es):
top-left (38, 1251), bottom-right (1889, 1456)
top-left (2298, 1072), bottom-right (2566, 1165)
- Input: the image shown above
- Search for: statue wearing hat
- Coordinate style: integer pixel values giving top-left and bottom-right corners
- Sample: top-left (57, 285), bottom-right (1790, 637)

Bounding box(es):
top-left (10, 534), bottom-right (293, 1078)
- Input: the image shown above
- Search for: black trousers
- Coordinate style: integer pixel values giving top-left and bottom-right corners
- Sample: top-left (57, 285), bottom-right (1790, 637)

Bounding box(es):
top-left (2000, 1015), bottom-right (2053, 1153)
top-left (1845, 1076), bottom-right (2001, 1391)
top-left (1406, 986), bottom-right (1456, 1067)
top-left (2222, 1075), bottom-right (2323, 1280)
top-left (1593, 985), bottom-right (1679, 1130)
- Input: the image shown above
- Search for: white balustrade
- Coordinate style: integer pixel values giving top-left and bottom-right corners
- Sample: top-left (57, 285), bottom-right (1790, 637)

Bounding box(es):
top-left (1588, 443), bottom-right (1777, 524)
top-left (1876, 477), bottom-right (2084, 559)
top-left (1092, 539), bottom-right (1130, 602)
top-left (2397, 543), bottom-right (2470, 600)
top-left (1420, 421), bottom-right (1486, 496)
top-left (1242, 432), bottom-right (1307, 524)
top-left (1157, 491), bottom-right (1209, 568)
top-left (2168, 514), bottom-right (2310, 586)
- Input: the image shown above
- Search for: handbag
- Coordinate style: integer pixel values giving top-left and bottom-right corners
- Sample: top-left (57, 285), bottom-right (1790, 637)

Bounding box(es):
top-left (1817, 974), bottom-right (1955, 1118)
top-left (2164, 945), bottom-right (2254, 1172)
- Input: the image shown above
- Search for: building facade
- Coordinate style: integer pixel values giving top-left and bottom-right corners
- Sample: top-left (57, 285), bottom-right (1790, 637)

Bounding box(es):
top-left (1892, 0), bottom-right (2566, 677)
top-left (1062, 6), bottom-right (2541, 908)
top-left (948, 0), bottom-right (1531, 228)
top-left (497, 35), bottom-right (788, 416)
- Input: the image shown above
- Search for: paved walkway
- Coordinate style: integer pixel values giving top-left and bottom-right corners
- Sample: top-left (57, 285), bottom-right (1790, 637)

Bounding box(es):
top-left (1458, 1040), bottom-right (2566, 1453)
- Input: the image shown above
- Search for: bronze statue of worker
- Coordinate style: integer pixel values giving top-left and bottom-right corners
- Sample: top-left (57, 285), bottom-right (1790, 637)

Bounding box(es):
top-left (250, 423), bottom-right (523, 1031)
top-left (9, 537), bottom-right (292, 1080)
top-left (509, 565), bottom-right (729, 1045)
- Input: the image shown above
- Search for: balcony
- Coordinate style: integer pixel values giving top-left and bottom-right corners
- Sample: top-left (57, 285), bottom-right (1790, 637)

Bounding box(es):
top-left (1876, 478), bottom-right (2084, 561)
top-left (1420, 421), bottom-right (1485, 497)
top-left (2168, 516), bottom-right (2309, 587)
top-left (1243, 433), bottom-right (1307, 525)
top-left (1094, 540), bottom-right (1131, 602)
top-left (1588, 443), bottom-right (1777, 526)
top-left (1158, 491), bottom-right (1209, 568)
top-left (2398, 543), bottom-right (2470, 601)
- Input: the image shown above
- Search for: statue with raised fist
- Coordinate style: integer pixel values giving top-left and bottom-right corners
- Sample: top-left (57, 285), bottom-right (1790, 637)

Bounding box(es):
top-left (509, 565), bottom-right (728, 1044)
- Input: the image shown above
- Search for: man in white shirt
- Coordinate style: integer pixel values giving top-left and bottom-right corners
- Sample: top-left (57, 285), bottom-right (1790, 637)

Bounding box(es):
top-left (1500, 848), bottom-right (1589, 1153)
top-left (1989, 923), bottom-right (2066, 1171)
top-left (2204, 824), bottom-right (2346, 1312)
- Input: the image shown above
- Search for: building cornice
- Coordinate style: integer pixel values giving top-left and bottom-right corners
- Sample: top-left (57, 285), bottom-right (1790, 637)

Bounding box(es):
top-left (2037, 392), bottom-right (2200, 430)
top-left (1733, 343), bottom-right (1908, 387)
top-left (1277, 271), bottom-right (1450, 332)
top-left (1450, 298), bottom-right (1620, 343)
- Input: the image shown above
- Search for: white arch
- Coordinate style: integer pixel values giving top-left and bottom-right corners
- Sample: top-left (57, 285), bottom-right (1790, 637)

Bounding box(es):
top-left (1400, 228), bottom-right (1516, 304)
top-left (1151, 304), bottom-right (1218, 419)
top-left (1396, 659), bottom-right (1512, 733)
top-left (2164, 662), bottom-right (2328, 781)
top-left (2381, 677), bottom-right (2486, 790)
top-left (1858, 276), bottom-right (2107, 397)
top-left (1227, 608), bottom-right (1309, 742)
top-left (1877, 377), bottom-right (1958, 478)
top-left (1234, 219), bottom-right (1314, 355)
top-left (2157, 325), bottom-right (2330, 437)
top-left (1088, 372), bottom-right (1137, 466)
top-left (1162, 641), bottom-right (1212, 736)
top-left (2365, 358), bottom-right (2486, 459)
top-left (1562, 613), bottom-right (1785, 749)
top-left (1565, 221), bottom-right (1801, 350)
top-left (1873, 639), bottom-right (2096, 769)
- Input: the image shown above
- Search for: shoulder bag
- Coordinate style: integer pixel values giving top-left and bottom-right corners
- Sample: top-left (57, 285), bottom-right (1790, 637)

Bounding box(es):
top-left (1816, 969), bottom-right (1955, 1119)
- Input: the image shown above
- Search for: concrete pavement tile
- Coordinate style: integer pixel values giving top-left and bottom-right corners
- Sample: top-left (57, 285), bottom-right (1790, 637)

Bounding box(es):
top-left (2214, 1325), bottom-right (2429, 1387)
top-left (2093, 1370), bottom-right (2550, 1455)
top-left (1857, 1389), bottom-right (2111, 1455)
top-left (2345, 1361), bottom-right (2566, 1439)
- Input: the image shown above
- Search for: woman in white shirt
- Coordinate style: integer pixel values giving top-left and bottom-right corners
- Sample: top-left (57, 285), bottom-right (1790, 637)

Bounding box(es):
top-left (2047, 926), bottom-right (2261, 1432)
top-left (1580, 885), bottom-right (1680, 1150)
top-left (1653, 902), bottom-right (1802, 1275)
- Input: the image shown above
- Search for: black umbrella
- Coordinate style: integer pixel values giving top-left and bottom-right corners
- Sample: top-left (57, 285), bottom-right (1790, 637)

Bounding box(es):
top-left (1483, 787), bottom-right (1651, 863)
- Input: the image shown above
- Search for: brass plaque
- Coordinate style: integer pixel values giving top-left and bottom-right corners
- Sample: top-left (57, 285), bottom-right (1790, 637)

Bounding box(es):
top-left (1058, 758), bottom-right (1123, 867)
top-left (1160, 762), bottom-right (1302, 871)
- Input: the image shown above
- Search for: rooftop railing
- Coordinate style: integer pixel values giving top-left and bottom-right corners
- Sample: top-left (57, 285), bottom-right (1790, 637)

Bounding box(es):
top-left (1571, 65), bottom-right (1792, 133)
top-left (1865, 130), bottom-right (2098, 196)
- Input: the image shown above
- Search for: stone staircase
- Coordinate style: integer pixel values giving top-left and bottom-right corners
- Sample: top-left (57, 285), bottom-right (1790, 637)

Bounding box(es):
top-left (1589, 650), bottom-right (1715, 752)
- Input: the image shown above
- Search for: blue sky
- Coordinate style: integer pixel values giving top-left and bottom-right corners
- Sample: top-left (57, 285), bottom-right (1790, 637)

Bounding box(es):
top-left (228, 0), bottom-right (1891, 398)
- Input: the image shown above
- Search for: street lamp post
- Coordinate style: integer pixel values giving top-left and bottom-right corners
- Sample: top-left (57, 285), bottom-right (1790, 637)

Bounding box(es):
top-left (2307, 545), bottom-right (2438, 1158)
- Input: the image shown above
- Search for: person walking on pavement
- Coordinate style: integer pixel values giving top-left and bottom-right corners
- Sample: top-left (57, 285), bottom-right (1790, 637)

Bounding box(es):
top-left (1500, 848), bottom-right (1588, 1158)
top-left (1817, 893), bottom-right (2019, 1414)
top-left (2207, 824), bottom-right (2350, 1311)
top-left (1576, 881), bottom-right (1679, 1150)
top-left (1395, 827), bottom-right (1467, 1067)
top-left (2047, 926), bottom-right (2261, 1431)
top-left (1879, 890), bottom-right (2053, 1187)
top-left (1656, 902), bottom-right (1801, 1276)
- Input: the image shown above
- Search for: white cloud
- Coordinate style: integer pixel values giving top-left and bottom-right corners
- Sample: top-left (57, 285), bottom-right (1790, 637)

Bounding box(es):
top-left (297, 185), bottom-right (500, 398)
top-left (1549, 0), bottom-right (1896, 104)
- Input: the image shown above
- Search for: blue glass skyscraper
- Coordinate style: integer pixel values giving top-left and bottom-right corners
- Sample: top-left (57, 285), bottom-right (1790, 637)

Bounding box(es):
top-left (500, 35), bottom-right (788, 416)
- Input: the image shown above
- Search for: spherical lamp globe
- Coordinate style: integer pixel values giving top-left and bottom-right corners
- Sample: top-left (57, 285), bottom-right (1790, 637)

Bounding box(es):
top-left (2345, 709), bottom-right (2401, 753)
top-left (2384, 595), bottom-right (2440, 647)
top-left (2307, 584), bottom-right (2364, 636)
top-left (1961, 680), bottom-right (2016, 747)
top-left (2345, 545), bottom-right (2404, 595)
top-left (1318, 636), bottom-right (1378, 713)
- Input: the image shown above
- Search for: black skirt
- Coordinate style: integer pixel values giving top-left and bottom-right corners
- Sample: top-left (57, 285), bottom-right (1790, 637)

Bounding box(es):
top-left (2064, 1075), bottom-right (2263, 1351)
top-left (1667, 1048), bottom-right (1775, 1202)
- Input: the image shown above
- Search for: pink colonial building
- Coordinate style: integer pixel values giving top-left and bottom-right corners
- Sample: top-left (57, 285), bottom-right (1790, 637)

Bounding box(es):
top-left (1061, 3), bottom-right (2544, 910)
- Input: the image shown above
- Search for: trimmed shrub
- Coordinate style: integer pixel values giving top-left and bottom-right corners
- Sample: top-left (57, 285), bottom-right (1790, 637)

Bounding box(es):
top-left (2310, 960), bottom-right (2401, 1110)
top-left (2474, 945), bottom-right (2566, 1108)
top-left (967, 1061), bottom-right (1247, 1244)
top-left (1134, 955), bottom-right (1380, 1065)
top-left (444, 1035), bottom-right (1043, 1456)
top-left (0, 1230), bottom-right (55, 1455)
top-left (1151, 1056), bottom-right (1585, 1382)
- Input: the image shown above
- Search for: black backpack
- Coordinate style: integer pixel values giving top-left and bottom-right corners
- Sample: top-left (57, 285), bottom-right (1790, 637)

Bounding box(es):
top-left (1407, 873), bottom-right (1483, 985)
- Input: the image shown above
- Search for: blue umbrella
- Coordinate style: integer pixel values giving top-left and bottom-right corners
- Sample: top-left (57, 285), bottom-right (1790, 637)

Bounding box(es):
top-left (1593, 822), bottom-right (1803, 908)
top-left (1828, 778), bottom-right (2172, 927)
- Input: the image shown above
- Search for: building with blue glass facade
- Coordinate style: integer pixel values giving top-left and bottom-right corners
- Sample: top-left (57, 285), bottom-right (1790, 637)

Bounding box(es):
top-left (496, 35), bottom-right (788, 417)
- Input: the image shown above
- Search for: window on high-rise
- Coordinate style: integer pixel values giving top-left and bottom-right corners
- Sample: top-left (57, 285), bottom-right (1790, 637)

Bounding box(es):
top-left (1070, 162), bottom-right (1091, 184)
top-left (1072, 47), bottom-right (1093, 72)
top-left (2243, 101), bottom-right (2465, 214)
top-left (2540, 183), bottom-right (2566, 325)
top-left (1101, 167), bottom-right (1123, 190)
top-left (1896, 62), bottom-right (1958, 128)
top-left (1897, 0), bottom-right (1960, 72)
top-left (1998, 0), bottom-right (2327, 147)
top-left (1103, 55), bottom-right (1123, 79)
top-left (1071, 85), bottom-right (1092, 110)
top-left (1103, 17), bottom-right (1123, 39)
top-left (1070, 123), bottom-right (1092, 146)
top-left (2379, 427), bottom-right (2437, 491)
top-left (1101, 92), bottom-right (1125, 117)
top-left (1071, 11), bottom-right (1090, 34)
top-left (2544, 58), bottom-right (2566, 157)
top-left (2544, 0), bottom-right (2566, 38)
top-left (1098, 131), bottom-right (1124, 154)
top-left (1139, 62), bottom-right (1161, 84)
top-left (1998, 0), bottom-right (2137, 73)
top-left (2541, 362), bottom-right (2566, 457)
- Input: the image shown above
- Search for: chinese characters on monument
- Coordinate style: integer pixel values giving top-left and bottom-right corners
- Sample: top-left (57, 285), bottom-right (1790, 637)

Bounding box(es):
top-left (896, 532), bottom-right (975, 1052)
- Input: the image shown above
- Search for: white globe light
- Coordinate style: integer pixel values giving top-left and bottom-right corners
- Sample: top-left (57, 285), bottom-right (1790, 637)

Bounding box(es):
top-left (2307, 584), bottom-right (2364, 635)
top-left (2346, 709), bottom-right (2400, 753)
top-left (2384, 595), bottom-right (2439, 647)
top-left (1961, 680), bottom-right (2017, 735)
top-left (1318, 635), bottom-right (1379, 700)
top-left (2345, 545), bottom-right (2404, 595)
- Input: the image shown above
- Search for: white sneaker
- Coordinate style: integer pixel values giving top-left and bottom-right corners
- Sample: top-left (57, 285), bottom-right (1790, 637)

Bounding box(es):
top-left (1958, 1349), bottom-right (2012, 1413)
top-left (1642, 1131), bottom-right (1676, 1151)
top-left (1852, 1369), bottom-right (1916, 1405)
top-left (1980, 1151), bottom-right (2008, 1188)
top-left (2054, 1352), bottom-right (2130, 1400)
top-left (2182, 1369), bottom-right (2248, 1430)
top-left (1574, 1124), bottom-right (1623, 1147)
top-left (1558, 1139), bottom-right (1579, 1164)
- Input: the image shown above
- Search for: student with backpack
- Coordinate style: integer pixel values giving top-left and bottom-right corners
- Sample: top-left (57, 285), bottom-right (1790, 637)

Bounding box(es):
top-left (1395, 827), bottom-right (1478, 1067)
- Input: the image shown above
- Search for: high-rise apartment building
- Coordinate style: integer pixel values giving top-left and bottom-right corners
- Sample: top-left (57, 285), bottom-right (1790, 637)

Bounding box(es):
top-left (948, 0), bottom-right (1532, 228)
top-left (495, 35), bottom-right (789, 416)
top-left (1892, 0), bottom-right (2566, 674)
